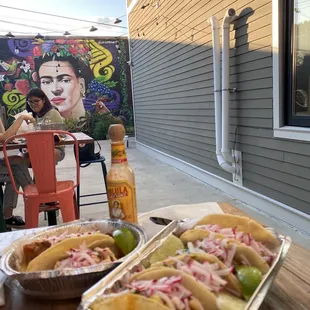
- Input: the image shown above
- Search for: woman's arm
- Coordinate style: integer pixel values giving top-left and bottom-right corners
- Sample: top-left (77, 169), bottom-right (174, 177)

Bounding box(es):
top-left (0, 114), bottom-right (35, 143)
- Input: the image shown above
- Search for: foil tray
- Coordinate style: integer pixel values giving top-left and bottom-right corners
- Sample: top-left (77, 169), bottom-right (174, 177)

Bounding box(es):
top-left (0, 219), bottom-right (147, 300)
top-left (79, 220), bottom-right (291, 310)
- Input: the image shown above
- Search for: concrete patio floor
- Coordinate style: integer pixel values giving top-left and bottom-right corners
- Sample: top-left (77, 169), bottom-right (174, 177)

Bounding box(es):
top-left (12, 138), bottom-right (310, 249)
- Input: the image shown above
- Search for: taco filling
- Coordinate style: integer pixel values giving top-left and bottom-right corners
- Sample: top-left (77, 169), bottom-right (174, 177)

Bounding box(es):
top-left (179, 238), bottom-right (237, 267)
top-left (54, 242), bottom-right (117, 270)
top-left (194, 225), bottom-right (276, 263)
top-left (163, 256), bottom-right (233, 294)
top-left (23, 230), bottom-right (101, 264)
top-left (127, 276), bottom-right (204, 310)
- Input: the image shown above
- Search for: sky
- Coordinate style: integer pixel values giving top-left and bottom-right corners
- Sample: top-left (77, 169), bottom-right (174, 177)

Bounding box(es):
top-left (0, 0), bottom-right (128, 37)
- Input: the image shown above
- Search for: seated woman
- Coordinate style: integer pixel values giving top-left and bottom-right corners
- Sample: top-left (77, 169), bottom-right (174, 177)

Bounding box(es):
top-left (0, 114), bottom-right (35, 227)
top-left (25, 88), bottom-right (65, 163)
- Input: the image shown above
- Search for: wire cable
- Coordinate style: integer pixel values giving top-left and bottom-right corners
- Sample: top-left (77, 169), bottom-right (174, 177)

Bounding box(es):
top-left (0, 5), bottom-right (128, 29)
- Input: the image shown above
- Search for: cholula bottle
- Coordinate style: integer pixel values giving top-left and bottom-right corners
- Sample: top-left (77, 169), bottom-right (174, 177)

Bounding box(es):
top-left (106, 124), bottom-right (137, 223)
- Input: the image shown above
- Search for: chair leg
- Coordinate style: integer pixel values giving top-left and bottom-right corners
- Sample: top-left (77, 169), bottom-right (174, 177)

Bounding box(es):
top-left (77, 184), bottom-right (80, 208)
top-left (47, 210), bottom-right (57, 226)
top-left (24, 200), bottom-right (40, 229)
top-left (58, 192), bottom-right (78, 223)
top-left (73, 192), bottom-right (79, 219)
top-left (101, 161), bottom-right (108, 190)
top-left (0, 185), bottom-right (7, 233)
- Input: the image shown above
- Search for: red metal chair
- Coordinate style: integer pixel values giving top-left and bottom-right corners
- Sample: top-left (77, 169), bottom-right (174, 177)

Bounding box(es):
top-left (2, 130), bottom-right (80, 228)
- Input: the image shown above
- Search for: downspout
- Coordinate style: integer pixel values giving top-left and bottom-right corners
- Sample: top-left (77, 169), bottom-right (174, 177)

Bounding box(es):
top-left (209, 16), bottom-right (234, 174)
top-left (221, 8), bottom-right (236, 163)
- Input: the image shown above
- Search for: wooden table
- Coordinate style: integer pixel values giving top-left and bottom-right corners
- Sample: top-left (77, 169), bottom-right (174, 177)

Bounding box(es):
top-left (1, 202), bottom-right (310, 309)
top-left (0, 132), bottom-right (94, 232)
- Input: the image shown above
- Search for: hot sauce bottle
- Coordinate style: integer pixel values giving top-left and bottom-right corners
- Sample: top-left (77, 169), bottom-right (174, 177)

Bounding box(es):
top-left (106, 124), bottom-right (138, 223)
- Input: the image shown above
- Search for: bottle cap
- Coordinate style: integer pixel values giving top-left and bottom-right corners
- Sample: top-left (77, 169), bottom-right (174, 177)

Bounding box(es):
top-left (108, 124), bottom-right (125, 141)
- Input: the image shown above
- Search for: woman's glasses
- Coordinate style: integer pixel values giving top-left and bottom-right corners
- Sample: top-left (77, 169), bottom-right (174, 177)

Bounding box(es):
top-left (27, 99), bottom-right (42, 105)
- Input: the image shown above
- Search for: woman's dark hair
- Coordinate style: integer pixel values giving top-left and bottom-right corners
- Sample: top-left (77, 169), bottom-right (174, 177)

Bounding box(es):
top-left (26, 88), bottom-right (54, 117)
top-left (34, 55), bottom-right (94, 90)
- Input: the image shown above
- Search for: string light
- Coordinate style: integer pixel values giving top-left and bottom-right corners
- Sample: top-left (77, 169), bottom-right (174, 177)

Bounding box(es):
top-left (5, 31), bottom-right (14, 38)
top-left (35, 33), bottom-right (44, 39)
top-left (90, 26), bottom-right (98, 32)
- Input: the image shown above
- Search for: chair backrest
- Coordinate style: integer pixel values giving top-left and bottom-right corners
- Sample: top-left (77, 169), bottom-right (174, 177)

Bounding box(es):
top-left (3, 130), bottom-right (80, 195)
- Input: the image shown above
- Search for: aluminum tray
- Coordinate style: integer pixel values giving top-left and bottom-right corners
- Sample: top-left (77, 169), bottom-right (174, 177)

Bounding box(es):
top-left (79, 220), bottom-right (291, 310)
top-left (0, 219), bottom-right (147, 300)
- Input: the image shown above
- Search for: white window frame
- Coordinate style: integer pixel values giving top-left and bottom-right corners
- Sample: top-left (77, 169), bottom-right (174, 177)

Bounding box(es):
top-left (272, 0), bottom-right (310, 142)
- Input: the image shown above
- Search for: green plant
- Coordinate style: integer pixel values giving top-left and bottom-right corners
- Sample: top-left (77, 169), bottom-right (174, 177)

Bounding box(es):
top-left (92, 113), bottom-right (121, 140)
top-left (64, 111), bottom-right (121, 140)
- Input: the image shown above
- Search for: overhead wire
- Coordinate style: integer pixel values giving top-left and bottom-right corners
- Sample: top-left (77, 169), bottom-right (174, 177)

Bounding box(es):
top-left (0, 5), bottom-right (128, 29)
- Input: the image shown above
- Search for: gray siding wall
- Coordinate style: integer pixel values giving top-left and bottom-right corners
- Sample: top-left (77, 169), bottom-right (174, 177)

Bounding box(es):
top-left (128, 0), bottom-right (310, 215)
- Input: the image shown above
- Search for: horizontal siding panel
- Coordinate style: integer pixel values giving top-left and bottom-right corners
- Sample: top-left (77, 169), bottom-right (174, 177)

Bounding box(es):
top-left (243, 153), bottom-right (310, 180)
top-left (230, 57), bottom-right (272, 74)
top-left (134, 95), bottom-right (211, 105)
top-left (136, 134), bottom-right (231, 180)
top-left (134, 68), bottom-right (212, 92)
top-left (244, 180), bottom-right (310, 215)
top-left (238, 144), bottom-right (284, 161)
top-left (230, 47), bottom-right (272, 66)
top-left (135, 113), bottom-right (214, 123)
top-left (135, 108), bottom-right (215, 116)
top-left (137, 125), bottom-right (216, 151)
top-left (136, 120), bottom-right (215, 139)
top-left (230, 118), bottom-right (272, 128)
top-left (243, 162), bottom-right (310, 192)
top-left (133, 62), bottom-right (213, 86)
top-left (231, 88), bottom-right (273, 99)
top-left (236, 136), bottom-right (310, 156)
top-left (137, 132), bottom-right (221, 169)
top-left (233, 25), bottom-right (272, 48)
top-left (135, 118), bottom-right (215, 130)
top-left (283, 152), bottom-right (310, 169)
top-left (230, 67), bottom-right (272, 83)
top-left (231, 13), bottom-right (272, 39)
top-left (134, 66), bottom-right (272, 94)
top-left (243, 171), bottom-right (310, 204)
top-left (134, 80), bottom-right (213, 97)
top-left (135, 107), bottom-right (271, 119)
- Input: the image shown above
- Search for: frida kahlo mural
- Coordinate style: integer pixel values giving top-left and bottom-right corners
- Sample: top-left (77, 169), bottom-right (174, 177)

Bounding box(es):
top-left (0, 38), bottom-right (133, 136)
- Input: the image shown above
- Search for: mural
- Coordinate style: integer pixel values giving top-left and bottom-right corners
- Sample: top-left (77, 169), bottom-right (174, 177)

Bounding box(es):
top-left (0, 38), bottom-right (133, 137)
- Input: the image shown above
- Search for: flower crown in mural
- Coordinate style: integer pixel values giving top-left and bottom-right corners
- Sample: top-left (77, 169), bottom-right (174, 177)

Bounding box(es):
top-left (32, 39), bottom-right (91, 66)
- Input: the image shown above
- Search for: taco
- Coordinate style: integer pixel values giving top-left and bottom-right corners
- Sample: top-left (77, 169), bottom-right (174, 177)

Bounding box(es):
top-left (180, 237), bottom-right (270, 274)
top-left (152, 253), bottom-right (242, 297)
top-left (22, 230), bottom-right (104, 265)
top-left (180, 215), bottom-right (278, 266)
top-left (25, 234), bottom-right (120, 272)
top-left (193, 214), bottom-right (280, 250)
top-left (90, 293), bottom-right (169, 310)
top-left (128, 267), bottom-right (218, 310)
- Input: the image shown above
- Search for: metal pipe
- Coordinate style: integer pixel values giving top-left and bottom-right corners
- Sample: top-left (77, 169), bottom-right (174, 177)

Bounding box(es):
top-left (221, 8), bottom-right (236, 163)
top-left (209, 16), bottom-right (234, 174)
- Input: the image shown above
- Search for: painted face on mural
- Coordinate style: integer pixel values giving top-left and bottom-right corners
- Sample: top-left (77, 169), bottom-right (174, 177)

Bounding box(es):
top-left (38, 61), bottom-right (85, 117)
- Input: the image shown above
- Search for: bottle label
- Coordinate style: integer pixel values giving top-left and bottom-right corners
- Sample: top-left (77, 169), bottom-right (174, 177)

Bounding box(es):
top-left (107, 180), bottom-right (137, 223)
top-left (111, 143), bottom-right (127, 164)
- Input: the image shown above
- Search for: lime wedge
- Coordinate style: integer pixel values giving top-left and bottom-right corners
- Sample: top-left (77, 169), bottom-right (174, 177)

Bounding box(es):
top-left (216, 293), bottom-right (247, 310)
top-left (236, 266), bottom-right (262, 300)
top-left (112, 228), bottom-right (136, 255)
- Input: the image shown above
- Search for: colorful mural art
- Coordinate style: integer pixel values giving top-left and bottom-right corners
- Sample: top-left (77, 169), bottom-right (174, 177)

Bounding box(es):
top-left (0, 37), bottom-right (133, 138)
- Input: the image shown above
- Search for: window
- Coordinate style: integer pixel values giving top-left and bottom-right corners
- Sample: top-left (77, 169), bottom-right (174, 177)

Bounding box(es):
top-left (284, 0), bottom-right (310, 127)
top-left (273, 0), bottom-right (310, 141)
